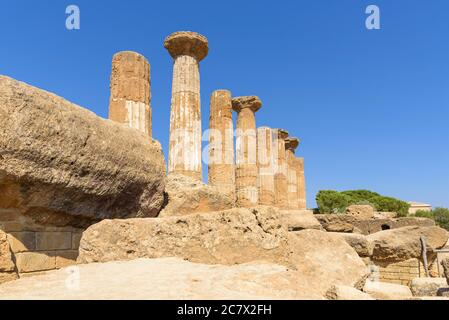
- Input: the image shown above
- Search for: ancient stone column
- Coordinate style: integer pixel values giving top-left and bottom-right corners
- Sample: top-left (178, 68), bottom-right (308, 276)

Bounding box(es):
top-left (208, 90), bottom-right (235, 200)
top-left (232, 96), bottom-right (262, 207)
top-left (273, 129), bottom-right (289, 209)
top-left (257, 127), bottom-right (275, 206)
top-left (109, 51), bottom-right (152, 137)
top-left (164, 31), bottom-right (208, 181)
top-left (285, 137), bottom-right (300, 209)
top-left (296, 157), bottom-right (307, 209)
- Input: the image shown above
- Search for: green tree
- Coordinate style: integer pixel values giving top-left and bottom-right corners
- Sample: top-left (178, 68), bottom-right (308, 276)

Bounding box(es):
top-left (341, 190), bottom-right (380, 203)
top-left (316, 190), bottom-right (352, 214)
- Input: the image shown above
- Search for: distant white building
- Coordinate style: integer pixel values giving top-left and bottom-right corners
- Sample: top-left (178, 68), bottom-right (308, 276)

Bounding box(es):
top-left (408, 201), bottom-right (432, 215)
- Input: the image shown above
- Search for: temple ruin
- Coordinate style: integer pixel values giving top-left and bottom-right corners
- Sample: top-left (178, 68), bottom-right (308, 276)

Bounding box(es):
top-left (1, 30), bottom-right (449, 300)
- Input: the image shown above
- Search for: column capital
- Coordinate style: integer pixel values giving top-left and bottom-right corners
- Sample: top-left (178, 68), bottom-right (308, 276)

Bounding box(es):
top-left (232, 96), bottom-right (262, 113)
top-left (276, 128), bottom-right (289, 140)
top-left (164, 31), bottom-right (209, 61)
top-left (285, 137), bottom-right (300, 151)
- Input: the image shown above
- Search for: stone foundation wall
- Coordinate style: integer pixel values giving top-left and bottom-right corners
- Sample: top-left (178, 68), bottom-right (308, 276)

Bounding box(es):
top-left (0, 209), bottom-right (83, 276)
top-left (370, 258), bottom-right (424, 286)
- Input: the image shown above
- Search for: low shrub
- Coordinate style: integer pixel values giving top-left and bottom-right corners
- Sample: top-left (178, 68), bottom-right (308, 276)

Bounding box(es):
top-left (416, 208), bottom-right (449, 231)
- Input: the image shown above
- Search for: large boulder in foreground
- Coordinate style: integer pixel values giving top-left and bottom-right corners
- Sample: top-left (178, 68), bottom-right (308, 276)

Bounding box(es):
top-left (289, 230), bottom-right (370, 294)
top-left (78, 206), bottom-right (290, 266)
top-left (158, 174), bottom-right (234, 217)
top-left (0, 230), bottom-right (18, 284)
top-left (367, 226), bottom-right (449, 264)
top-left (363, 281), bottom-right (412, 300)
top-left (0, 257), bottom-right (327, 300)
top-left (78, 208), bottom-right (369, 297)
top-left (0, 76), bottom-right (166, 227)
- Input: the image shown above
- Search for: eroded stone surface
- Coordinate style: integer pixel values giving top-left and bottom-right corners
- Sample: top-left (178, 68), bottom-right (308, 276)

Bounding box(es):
top-left (208, 90), bottom-right (235, 200)
top-left (233, 97), bottom-right (261, 207)
top-left (442, 258), bottom-right (449, 285)
top-left (346, 205), bottom-right (375, 220)
top-left (367, 226), bottom-right (449, 264)
top-left (0, 230), bottom-right (18, 284)
top-left (78, 209), bottom-right (369, 298)
top-left (0, 258), bottom-right (326, 300)
top-left (363, 280), bottom-right (413, 300)
top-left (410, 278), bottom-right (448, 297)
top-left (164, 31), bottom-right (209, 61)
top-left (0, 76), bottom-right (166, 227)
top-left (279, 210), bottom-right (322, 231)
top-left (257, 127), bottom-right (275, 206)
top-left (108, 51), bottom-right (152, 137)
top-left (78, 206), bottom-right (290, 266)
top-left (159, 174), bottom-right (234, 217)
top-left (326, 285), bottom-right (375, 300)
top-left (285, 137), bottom-right (300, 209)
top-left (329, 232), bottom-right (373, 257)
top-left (273, 129), bottom-right (289, 209)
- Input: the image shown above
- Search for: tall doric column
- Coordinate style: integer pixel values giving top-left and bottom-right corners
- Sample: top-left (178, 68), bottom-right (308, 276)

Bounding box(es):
top-left (164, 31), bottom-right (208, 181)
top-left (109, 51), bottom-right (152, 137)
top-left (285, 137), bottom-right (300, 209)
top-left (296, 157), bottom-right (307, 209)
top-left (273, 129), bottom-right (289, 208)
top-left (257, 127), bottom-right (275, 205)
top-left (232, 96), bottom-right (262, 207)
top-left (208, 90), bottom-right (235, 200)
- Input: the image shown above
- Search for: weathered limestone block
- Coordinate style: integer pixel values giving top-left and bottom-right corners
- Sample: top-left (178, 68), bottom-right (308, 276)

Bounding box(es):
top-left (273, 129), bottom-right (289, 209)
top-left (315, 214), bottom-right (436, 235)
top-left (367, 226), bottom-right (449, 265)
top-left (346, 205), bottom-right (375, 219)
top-left (208, 90), bottom-right (235, 200)
top-left (0, 76), bottom-right (166, 227)
top-left (78, 210), bottom-right (369, 298)
top-left (363, 280), bottom-right (413, 300)
top-left (279, 210), bottom-right (323, 231)
top-left (232, 96), bottom-right (261, 207)
top-left (165, 31), bottom-right (208, 181)
top-left (78, 206), bottom-right (290, 265)
top-left (14, 251), bottom-right (56, 273)
top-left (108, 51), bottom-right (152, 137)
top-left (442, 258), bottom-right (449, 285)
top-left (285, 137), bottom-right (300, 209)
top-left (159, 174), bottom-right (234, 217)
top-left (330, 232), bottom-right (374, 257)
top-left (326, 285), bottom-right (375, 300)
top-left (0, 229), bottom-right (18, 284)
top-left (257, 127), bottom-right (275, 206)
top-left (392, 217), bottom-right (435, 229)
top-left (289, 230), bottom-right (370, 295)
top-left (295, 157), bottom-right (306, 209)
top-left (410, 278), bottom-right (448, 297)
top-left (315, 214), bottom-right (358, 233)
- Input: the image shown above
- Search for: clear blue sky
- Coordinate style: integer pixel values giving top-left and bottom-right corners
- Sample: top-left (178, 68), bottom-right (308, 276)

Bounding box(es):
top-left (1, 1), bottom-right (448, 208)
